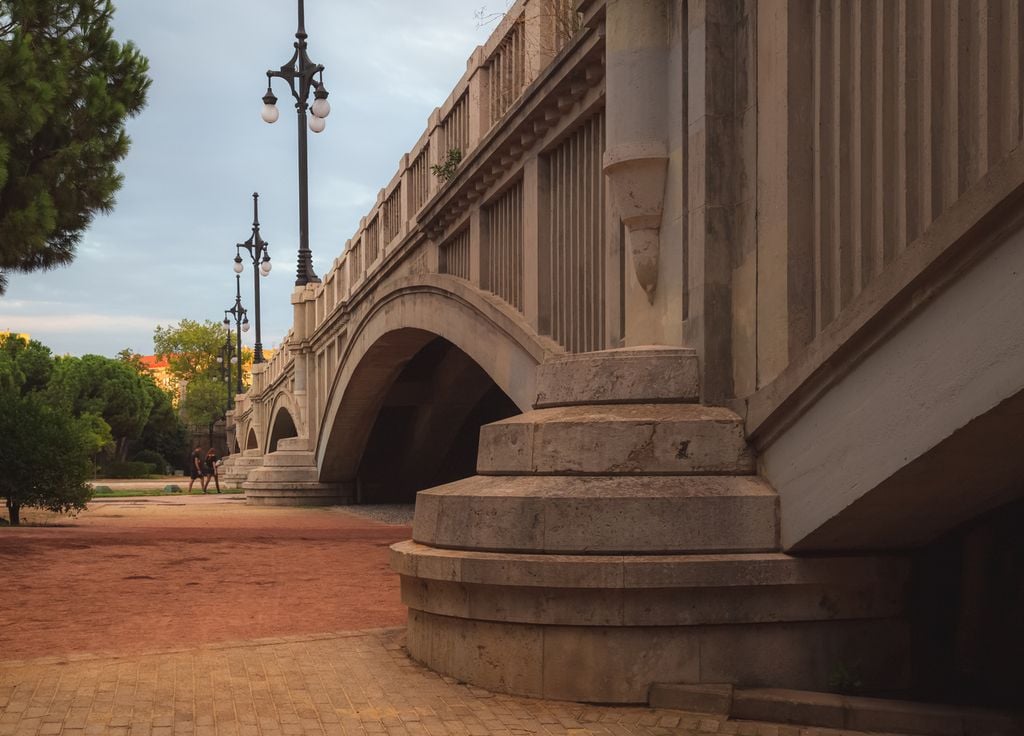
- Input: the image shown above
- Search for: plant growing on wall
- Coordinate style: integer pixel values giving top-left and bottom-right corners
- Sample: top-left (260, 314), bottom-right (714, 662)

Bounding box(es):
top-left (431, 148), bottom-right (462, 183)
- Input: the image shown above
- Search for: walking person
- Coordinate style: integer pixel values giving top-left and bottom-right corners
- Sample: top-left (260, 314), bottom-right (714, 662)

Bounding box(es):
top-left (203, 448), bottom-right (221, 493)
top-left (187, 446), bottom-right (203, 494)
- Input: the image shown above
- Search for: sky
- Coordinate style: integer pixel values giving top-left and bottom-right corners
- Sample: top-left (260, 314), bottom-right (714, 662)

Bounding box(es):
top-left (0, 1), bottom-right (509, 357)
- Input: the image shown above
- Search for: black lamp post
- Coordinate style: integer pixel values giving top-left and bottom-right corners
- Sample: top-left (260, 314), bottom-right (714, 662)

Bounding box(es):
top-left (223, 275), bottom-right (249, 395)
top-left (234, 192), bottom-right (272, 364)
top-left (260, 0), bottom-right (331, 287)
top-left (216, 329), bottom-right (235, 412)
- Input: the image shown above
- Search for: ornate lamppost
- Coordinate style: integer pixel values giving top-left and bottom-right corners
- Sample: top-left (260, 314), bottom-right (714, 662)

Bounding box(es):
top-left (223, 275), bottom-right (249, 395)
top-left (215, 329), bottom-right (236, 412)
top-left (234, 192), bottom-right (272, 363)
top-left (259, 0), bottom-right (331, 287)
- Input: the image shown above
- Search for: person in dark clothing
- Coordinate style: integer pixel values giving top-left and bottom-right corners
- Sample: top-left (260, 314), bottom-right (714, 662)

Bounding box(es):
top-left (187, 447), bottom-right (203, 494)
top-left (202, 449), bottom-right (220, 493)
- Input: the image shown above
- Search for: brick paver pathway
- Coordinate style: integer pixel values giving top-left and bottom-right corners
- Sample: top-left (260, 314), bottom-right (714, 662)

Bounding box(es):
top-left (0, 629), bottom-right (908, 736)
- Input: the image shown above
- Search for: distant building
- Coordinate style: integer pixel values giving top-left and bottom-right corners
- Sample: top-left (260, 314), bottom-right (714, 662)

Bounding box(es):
top-left (138, 354), bottom-right (176, 395)
top-left (0, 330), bottom-right (31, 344)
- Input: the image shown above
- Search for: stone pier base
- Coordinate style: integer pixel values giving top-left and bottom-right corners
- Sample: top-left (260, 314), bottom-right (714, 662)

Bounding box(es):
top-left (391, 348), bottom-right (911, 703)
top-left (243, 437), bottom-right (352, 506)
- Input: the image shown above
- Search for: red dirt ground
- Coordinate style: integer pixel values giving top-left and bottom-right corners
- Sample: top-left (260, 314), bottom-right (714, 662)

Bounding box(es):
top-left (0, 496), bottom-right (412, 661)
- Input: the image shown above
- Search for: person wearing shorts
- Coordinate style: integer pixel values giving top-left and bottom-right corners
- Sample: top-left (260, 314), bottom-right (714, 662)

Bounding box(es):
top-left (202, 449), bottom-right (220, 493)
top-left (187, 447), bottom-right (203, 494)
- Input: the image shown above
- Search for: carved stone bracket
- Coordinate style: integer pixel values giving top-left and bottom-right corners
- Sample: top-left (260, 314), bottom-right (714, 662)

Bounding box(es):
top-left (603, 141), bottom-right (668, 303)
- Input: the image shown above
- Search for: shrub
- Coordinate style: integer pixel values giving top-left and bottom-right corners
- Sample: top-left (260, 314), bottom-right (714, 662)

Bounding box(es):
top-left (130, 449), bottom-right (168, 474)
top-left (101, 461), bottom-right (156, 478)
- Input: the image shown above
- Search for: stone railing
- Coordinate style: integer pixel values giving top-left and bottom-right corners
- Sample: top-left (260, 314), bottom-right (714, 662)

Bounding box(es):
top-left (302, 0), bottom-right (591, 339)
top-left (241, 0), bottom-right (610, 454)
top-left (250, 333), bottom-right (293, 397)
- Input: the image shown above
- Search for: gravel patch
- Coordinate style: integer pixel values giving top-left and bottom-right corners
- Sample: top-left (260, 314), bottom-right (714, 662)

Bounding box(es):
top-left (335, 504), bottom-right (415, 526)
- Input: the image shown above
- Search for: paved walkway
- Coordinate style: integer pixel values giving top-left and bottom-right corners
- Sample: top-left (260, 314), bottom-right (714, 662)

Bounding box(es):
top-left (0, 629), bottom-right (910, 736)
top-left (1, 499), bottom-right (916, 736)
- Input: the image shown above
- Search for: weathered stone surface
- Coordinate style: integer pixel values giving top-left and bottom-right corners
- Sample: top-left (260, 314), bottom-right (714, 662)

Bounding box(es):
top-left (393, 543), bottom-right (908, 625)
top-left (244, 453), bottom-right (352, 506)
top-left (413, 474), bottom-right (779, 553)
top-left (534, 346), bottom-right (700, 407)
top-left (405, 611), bottom-right (910, 703)
top-left (730, 688), bottom-right (845, 728)
top-left (477, 404), bottom-right (755, 475)
top-left (729, 688), bottom-right (1024, 735)
top-left (260, 448), bottom-right (320, 468)
top-left (648, 683), bottom-right (734, 714)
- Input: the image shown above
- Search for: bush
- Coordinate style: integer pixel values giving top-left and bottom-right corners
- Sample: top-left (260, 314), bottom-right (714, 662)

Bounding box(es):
top-left (130, 449), bottom-right (167, 474)
top-left (100, 461), bottom-right (156, 478)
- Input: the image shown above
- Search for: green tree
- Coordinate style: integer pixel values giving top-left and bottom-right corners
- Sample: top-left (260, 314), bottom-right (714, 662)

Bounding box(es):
top-left (153, 319), bottom-right (228, 383)
top-left (181, 374), bottom-right (227, 447)
top-left (0, 336), bottom-right (95, 525)
top-left (117, 349), bottom-right (187, 469)
top-left (47, 354), bottom-right (153, 460)
top-left (0, 1), bottom-right (151, 293)
top-left (153, 320), bottom-right (252, 448)
top-left (0, 391), bottom-right (94, 525)
top-left (0, 333), bottom-right (53, 393)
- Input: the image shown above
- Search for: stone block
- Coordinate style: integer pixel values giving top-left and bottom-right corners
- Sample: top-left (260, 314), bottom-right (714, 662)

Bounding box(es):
top-left (407, 610), bottom-right (545, 698)
top-left (478, 404), bottom-right (755, 475)
top-left (541, 626), bottom-right (701, 703)
top-left (534, 347), bottom-right (700, 407)
top-left (843, 697), bottom-right (965, 736)
top-left (648, 683), bottom-right (734, 714)
top-left (730, 688), bottom-right (844, 728)
top-left (412, 474), bottom-right (778, 554)
top-left (696, 619), bottom-right (911, 692)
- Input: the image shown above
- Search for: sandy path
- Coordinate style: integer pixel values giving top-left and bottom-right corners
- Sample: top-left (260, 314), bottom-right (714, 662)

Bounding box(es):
top-left (0, 495), bottom-right (411, 661)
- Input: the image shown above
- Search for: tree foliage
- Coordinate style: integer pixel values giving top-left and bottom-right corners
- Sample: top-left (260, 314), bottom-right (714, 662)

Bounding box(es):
top-left (153, 319), bottom-right (249, 431)
top-left (0, 333), bottom-right (52, 393)
top-left (0, 0), bottom-right (151, 293)
top-left (153, 319), bottom-right (229, 383)
top-left (181, 375), bottom-right (226, 431)
top-left (118, 349), bottom-right (187, 467)
top-left (0, 391), bottom-right (94, 525)
top-left (46, 353), bottom-right (153, 459)
top-left (0, 334), bottom-right (94, 525)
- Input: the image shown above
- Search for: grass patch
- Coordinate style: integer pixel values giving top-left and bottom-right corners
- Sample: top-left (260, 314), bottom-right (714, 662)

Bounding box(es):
top-left (91, 488), bottom-right (244, 498)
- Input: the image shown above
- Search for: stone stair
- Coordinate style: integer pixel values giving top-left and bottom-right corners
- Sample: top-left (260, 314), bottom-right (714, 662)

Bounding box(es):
top-left (391, 347), bottom-right (911, 703)
top-left (217, 449), bottom-right (263, 488)
top-left (242, 437), bottom-right (352, 506)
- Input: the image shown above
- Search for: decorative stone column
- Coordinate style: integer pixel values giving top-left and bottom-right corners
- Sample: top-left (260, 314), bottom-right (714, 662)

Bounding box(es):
top-left (602, 0), bottom-right (670, 304)
top-left (243, 285), bottom-right (351, 506)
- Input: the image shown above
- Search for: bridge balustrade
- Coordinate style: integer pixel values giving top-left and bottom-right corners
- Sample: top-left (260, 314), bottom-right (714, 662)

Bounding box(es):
top-left (301, 0), bottom-right (600, 357)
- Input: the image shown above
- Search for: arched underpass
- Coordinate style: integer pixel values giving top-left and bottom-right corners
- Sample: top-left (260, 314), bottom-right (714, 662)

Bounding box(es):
top-left (353, 337), bottom-right (520, 504)
top-left (268, 408), bottom-right (298, 453)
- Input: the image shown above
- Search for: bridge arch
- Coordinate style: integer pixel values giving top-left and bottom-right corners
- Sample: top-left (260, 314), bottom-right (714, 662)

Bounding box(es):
top-left (244, 426), bottom-right (259, 451)
top-left (266, 392), bottom-right (302, 453)
top-left (317, 275), bottom-right (559, 490)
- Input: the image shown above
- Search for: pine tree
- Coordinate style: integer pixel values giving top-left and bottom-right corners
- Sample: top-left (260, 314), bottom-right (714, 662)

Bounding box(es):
top-left (0, 1), bottom-right (151, 293)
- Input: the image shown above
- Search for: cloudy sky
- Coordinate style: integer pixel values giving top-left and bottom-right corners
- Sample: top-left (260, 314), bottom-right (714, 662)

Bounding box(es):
top-left (0, 1), bottom-right (508, 357)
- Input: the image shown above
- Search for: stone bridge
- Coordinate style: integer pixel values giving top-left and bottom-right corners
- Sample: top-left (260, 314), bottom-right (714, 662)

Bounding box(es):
top-left (222, 0), bottom-right (1024, 712)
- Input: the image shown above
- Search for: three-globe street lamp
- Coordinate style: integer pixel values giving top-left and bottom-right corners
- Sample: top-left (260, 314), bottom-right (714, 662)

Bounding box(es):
top-left (215, 329), bottom-right (236, 413)
top-left (260, 0), bottom-right (331, 287)
top-left (223, 274), bottom-right (249, 395)
top-left (234, 192), bottom-right (272, 364)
